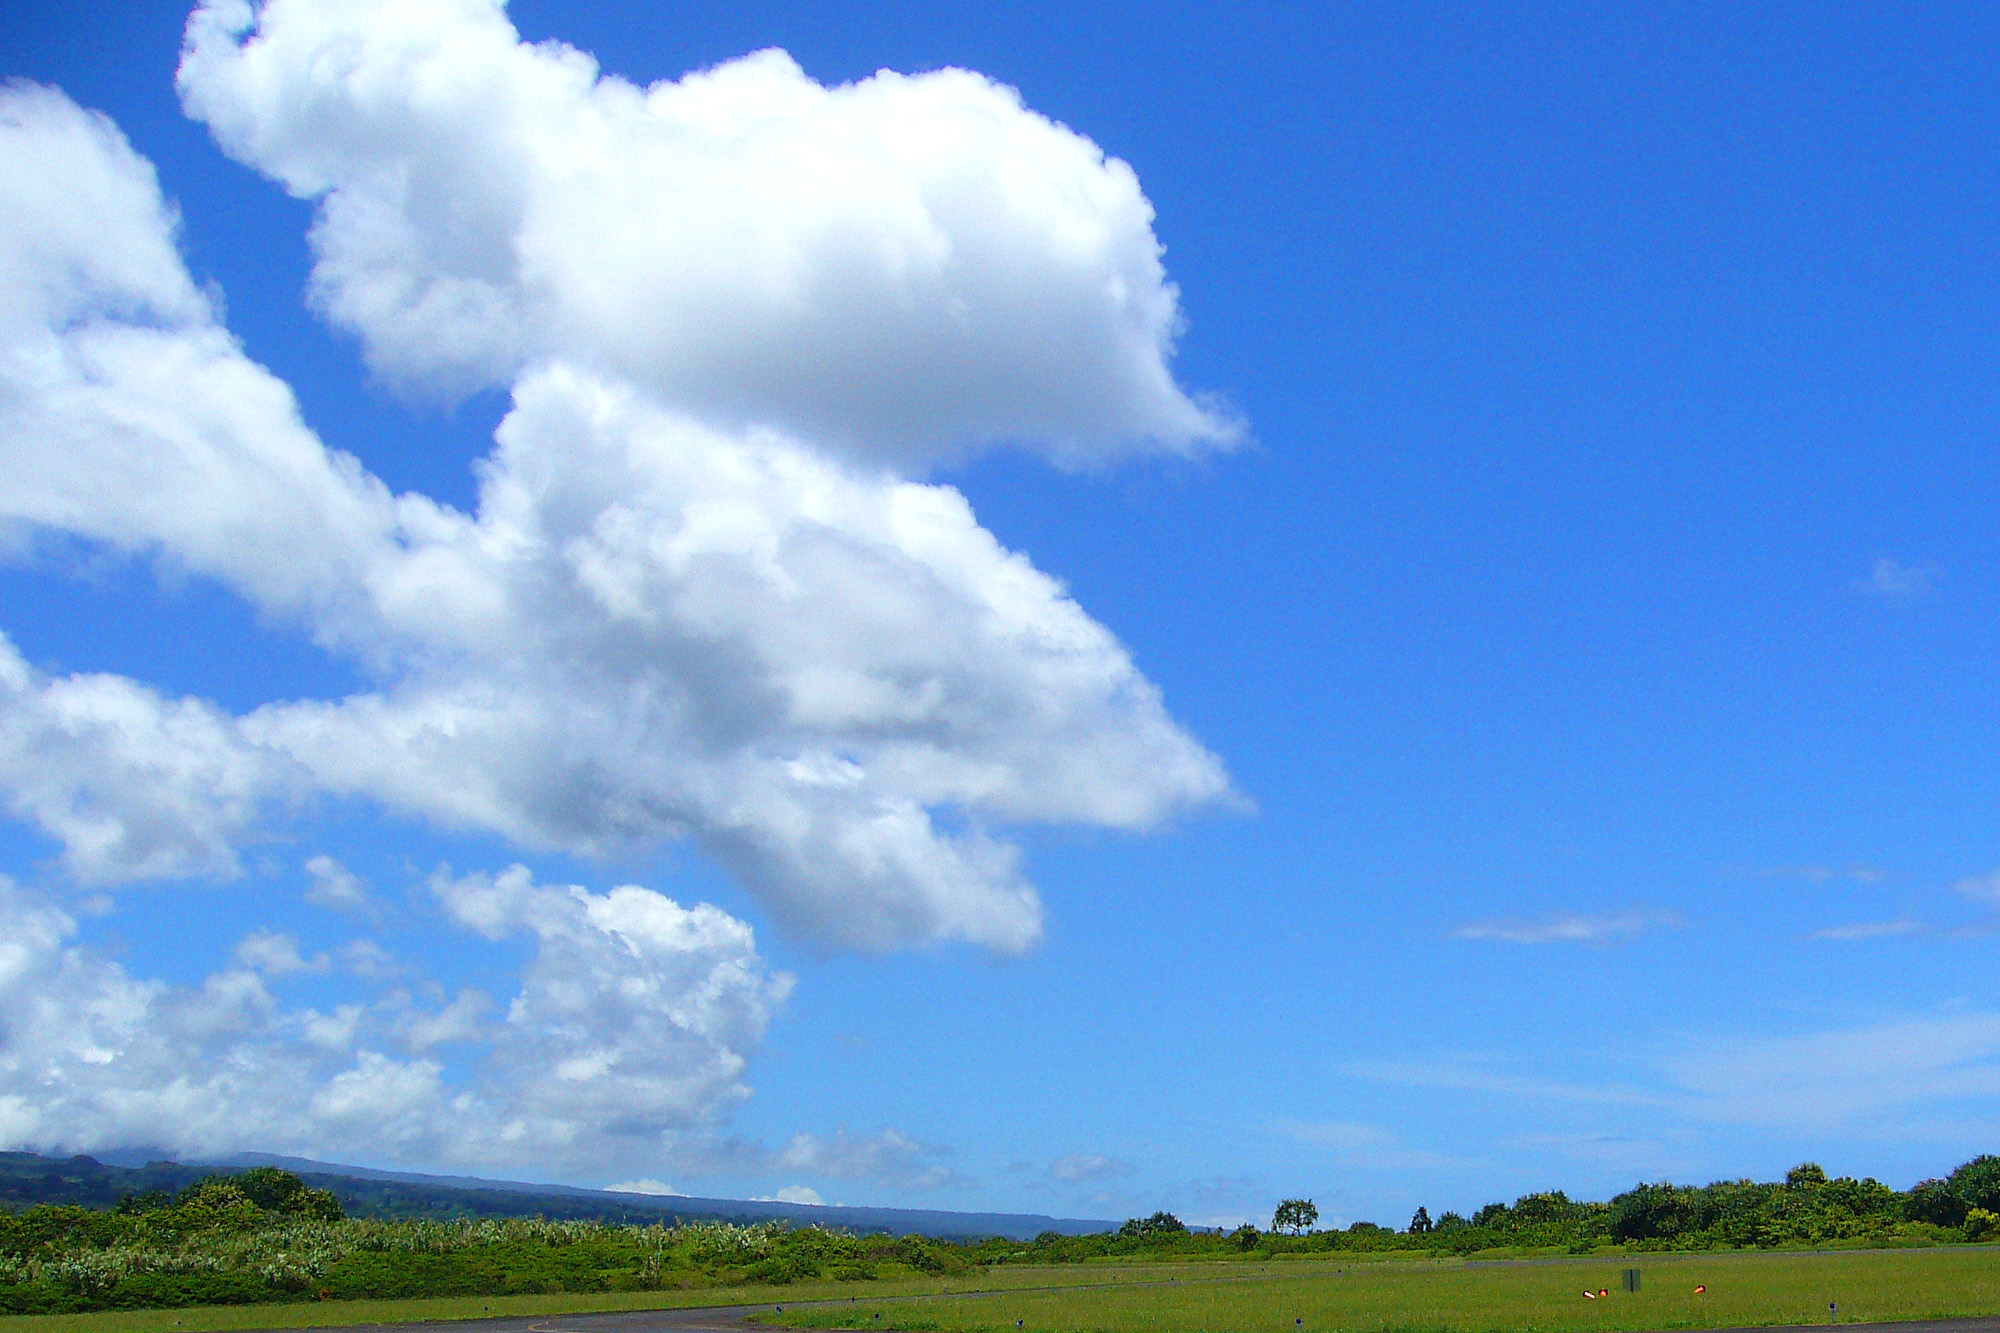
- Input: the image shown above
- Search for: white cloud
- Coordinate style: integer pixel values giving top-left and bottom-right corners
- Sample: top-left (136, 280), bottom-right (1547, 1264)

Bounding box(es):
top-left (1365, 1010), bottom-right (2000, 1138)
top-left (1809, 919), bottom-right (1926, 941)
top-left (1355, 1056), bottom-right (1669, 1109)
top-left (605, 1178), bottom-right (683, 1196)
top-left (1272, 1119), bottom-right (1465, 1171)
top-left (1047, 1152), bottom-right (1133, 1181)
top-left (1759, 864), bottom-right (1884, 884)
top-left (0, 870), bottom-right (788, 1175)
top-left (1953, 869), bottom-right (2000, 904)
top-left (304, 855), bottom-right (371, 912)
top-left (0, 83), bottom-right (210, 342)
top-left (430, 866), bottom-right (793, 1142)
top-left (757, 1185), bottom-right (825, 1205)
top-left (395, 988), bottom-right (489, 1050)
top-left (775, 1128), bottom-right (964, 1190)
top-left (176, 0), bottom-right (1237, 470)
top-left (1452, 908), bottom-right (1678, 946)
top-left (1274, 1119), bottom-right (1394, 1151)
top-left (1856, 556), bottom-right (1936, 596)
top-left (0, 1), bottom-right (1242, 1175)
top-left (233, 929), bottom-right (326, 975)
top-left (1667, 1012), bottom-right (2000, 1130)
top-left (338, 938), bottom-right (396, 978)
top-left (0, 80), bottom-right (1235, 953)
top-left (1858, 557), bottom-right (1937, 598)
top-left (0, 636), bottom-right (292, 884)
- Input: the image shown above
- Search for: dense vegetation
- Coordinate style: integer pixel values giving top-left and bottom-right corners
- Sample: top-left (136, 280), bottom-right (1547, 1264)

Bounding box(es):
top-left (0, 1156), bottom-right (1993, 1315)
top-left (0, 1170), bottom-right (977, 1315)
top-left (984, 1158), bottom-right (2000, 1264)
top-left (1231, 1157), bottom-right (2000, 1258)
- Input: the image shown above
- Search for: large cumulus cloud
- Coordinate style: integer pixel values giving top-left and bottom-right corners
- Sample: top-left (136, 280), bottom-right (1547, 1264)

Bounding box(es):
top-left (0, 72), bottom-right (1235, 952)
top-left (177, 0), bottom-right (1239, 468)
top-left (0, 0), bottom-right (1238, 1167)
top-left (0, 870), bottom-right (789, 1175)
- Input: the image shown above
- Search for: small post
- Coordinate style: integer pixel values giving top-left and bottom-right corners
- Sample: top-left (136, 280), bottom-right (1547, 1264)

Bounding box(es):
top-left (1624, 1268), bottom-right (1641, 1293)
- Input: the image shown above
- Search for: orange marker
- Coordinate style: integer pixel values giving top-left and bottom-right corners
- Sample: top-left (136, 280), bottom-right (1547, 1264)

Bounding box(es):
top-left (1696, 1286), bottom-right (1707, 1294)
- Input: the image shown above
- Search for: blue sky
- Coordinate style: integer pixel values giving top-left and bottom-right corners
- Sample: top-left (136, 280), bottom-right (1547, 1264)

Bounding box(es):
top-left (1, 0), bottom-right (1998, 1229)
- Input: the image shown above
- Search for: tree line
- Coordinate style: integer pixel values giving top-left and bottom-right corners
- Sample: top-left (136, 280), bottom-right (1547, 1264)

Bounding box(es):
top-left (1243, 1157), bottom-right (2000, 1255)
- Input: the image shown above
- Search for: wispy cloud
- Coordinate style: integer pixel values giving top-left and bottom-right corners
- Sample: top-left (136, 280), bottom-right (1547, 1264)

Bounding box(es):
top-left (1506, 1132), bottom-right (1688, 1177)
top-left (1047, 1153), bottom-right (1133, 1182)
top-left (1275, 1120), bottom-right (1395, 1150)
top-left (1272, 1118), bottom-right (1470, 1171)
top-left (1809, 919), bottom-right (1926, 941)
top-left (774, 1128), bottom-right (969, 1191)
top-left (1365, 1010), bottom-right (2000, 1137)
top-left (1452, 909), bottom-right (1679, 946)
top-left (1668, 1012), bottom-right (2000, 1129)
top-left (604, 1178), bottom-right (681, 1196)
top-left (1758, 864), bottom-right (1885, 885)
top-left (304, 854), bottom-right (373, 914)
top-left (1952, 869), bottom-right (2000, 904)
top-left (1858, 557), bottom-right (1938, 599)
top-left (1354, 1057), bottom-right (1670, 1109)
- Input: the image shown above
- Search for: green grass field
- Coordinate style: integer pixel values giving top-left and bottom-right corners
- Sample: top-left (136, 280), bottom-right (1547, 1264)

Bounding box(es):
top-left (0, 1261), bottom-right (1212, 1333)
top-left (2, 1248), bottom-right (1994, 1333)
top-left (753, 1247), bottom-right (2000, 1333)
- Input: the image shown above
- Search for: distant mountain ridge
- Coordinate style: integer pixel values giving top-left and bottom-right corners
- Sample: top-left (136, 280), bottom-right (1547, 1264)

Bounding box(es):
top-left (0, 1150), bottom-right (1115, 1241)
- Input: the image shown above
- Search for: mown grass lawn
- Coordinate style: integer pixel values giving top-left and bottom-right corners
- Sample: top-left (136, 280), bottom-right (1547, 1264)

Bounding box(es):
top-left (755, 1247), bottom-right (2000, 1333)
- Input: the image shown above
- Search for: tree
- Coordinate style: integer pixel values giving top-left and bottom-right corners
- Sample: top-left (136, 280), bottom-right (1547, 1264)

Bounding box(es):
top-left (1117, 1211), bottom-right (1186, 1240)
top-left (1409, 1206), bottom-right (1432, 1234)
top-left (181, 1168), bottom-right (344, 1221)
top-left (171, 1181), bottom-right (264, 1234)
top-left (1609, 1182), bottom-right (1701, 1242)
top-left (1272, 1199), bottom-right (1318, 1235)
top-left (1230, 1223), bottom-right (1261, 1250)
top-left (1949, 1155), bottom-right (2000, 1214)
top-left (1907, 1177), bottom-right (1967, 1227)
top-left (1784, 1163), bottom-right (1828, 1190)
